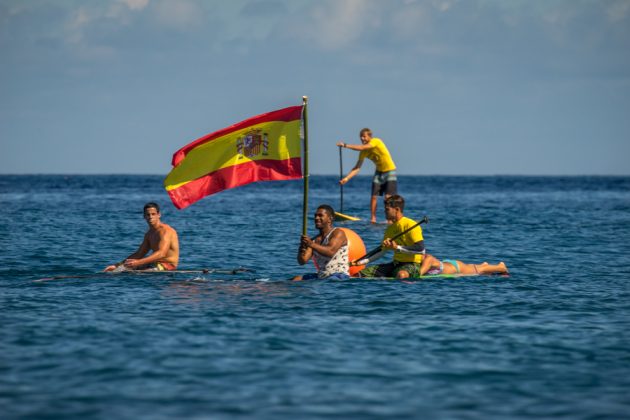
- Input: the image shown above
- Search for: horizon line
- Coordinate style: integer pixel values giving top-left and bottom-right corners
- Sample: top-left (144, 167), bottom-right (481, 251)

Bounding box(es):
top-left (1, 173), bottom-right (629, 177)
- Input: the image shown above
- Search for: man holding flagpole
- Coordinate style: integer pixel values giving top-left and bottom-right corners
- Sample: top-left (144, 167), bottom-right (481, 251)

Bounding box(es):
top-left (337, 128), bottom-right (398, 224)
top-left (294, 204), bottom-right (350, 280)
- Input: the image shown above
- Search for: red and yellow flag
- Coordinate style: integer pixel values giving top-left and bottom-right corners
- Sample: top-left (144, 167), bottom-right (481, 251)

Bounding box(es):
top-left (164, 105), bottom-right (303, 209)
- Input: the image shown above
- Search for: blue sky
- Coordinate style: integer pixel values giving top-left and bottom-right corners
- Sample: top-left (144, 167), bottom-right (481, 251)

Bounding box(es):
top-left (1, 0), bottom-right (629, 175)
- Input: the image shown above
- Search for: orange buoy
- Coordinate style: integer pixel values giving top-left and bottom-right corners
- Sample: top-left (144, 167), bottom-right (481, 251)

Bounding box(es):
top-left (339, 227), bottom-right (366, 277)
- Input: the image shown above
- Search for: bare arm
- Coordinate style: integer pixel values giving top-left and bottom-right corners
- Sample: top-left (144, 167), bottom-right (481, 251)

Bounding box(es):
top-left (298, 229), bottom-right (347, 264)
top-left (340, 160), bottom-right (364, 185)
top-left (297, 235), bottom-right (314, 265)
top-left (337, 141), bottom-right (374, 152)
top-left (336, 140), bottom-right (374, 185)
top-left (125, 229), bottom-right (174, 268)
top-left (127, 235), bottom-right (151, 260)
top-left (104, 235), bottom-right (151, 271)
top-left (308, 229), bottom-right (347, 258)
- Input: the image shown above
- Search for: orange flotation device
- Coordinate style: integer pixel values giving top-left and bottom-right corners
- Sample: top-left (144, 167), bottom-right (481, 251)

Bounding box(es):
top-left (339, 227), bottom-right (366, 277)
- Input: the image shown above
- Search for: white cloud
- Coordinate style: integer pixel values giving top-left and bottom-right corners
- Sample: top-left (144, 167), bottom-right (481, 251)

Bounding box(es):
top-left (540, 5), bottom-right (579, 26)
top-left (283, 0), bottom-right (463, 56)
top-left (153, 0), bottom-right (203, 28)
top-left (606, 0), bottom-right (630, 22)
top-left (121, 0), bottom-right (150, 11)
top-left (65, 7), bottom-right (92, 45)
top-left (288, 0), bottom-right (462, 52)
top-left (432, 0), bottom-right (457, 13)
top-left (103, 0), bottom-right (149, 21)
top-left (303, 0), bottom-right (380, 50)
top-left (61, 3), bottom-right (141, 59)
top-left (390, 3), bottom-right (428, 40)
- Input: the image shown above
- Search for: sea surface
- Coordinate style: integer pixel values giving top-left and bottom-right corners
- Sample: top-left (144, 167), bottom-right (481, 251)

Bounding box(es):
top-left (1, 175), bottom-right (630, 419)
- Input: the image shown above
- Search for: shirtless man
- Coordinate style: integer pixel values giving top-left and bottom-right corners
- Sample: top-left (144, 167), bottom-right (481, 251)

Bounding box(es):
top-left (420, 254), bottom-right (508, 276)
top-left (295, 204), bottom-right (350, 280)
top-left (104, 202), bottom-right (179, 272)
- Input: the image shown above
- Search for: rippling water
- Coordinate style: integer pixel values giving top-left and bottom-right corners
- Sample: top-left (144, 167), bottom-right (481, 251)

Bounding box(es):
top-left (2, 175), bottom-right (630, 419)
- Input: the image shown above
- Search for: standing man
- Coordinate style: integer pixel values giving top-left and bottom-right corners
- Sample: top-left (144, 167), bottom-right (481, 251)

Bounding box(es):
top-left (295, 204), bottom-right (350, 280)
top-left (352, 195), bottom-right (425, 279)
top-left (337, 128), bottom-right (397, 224)
top-left (104, 202), bottom-right (179, 272)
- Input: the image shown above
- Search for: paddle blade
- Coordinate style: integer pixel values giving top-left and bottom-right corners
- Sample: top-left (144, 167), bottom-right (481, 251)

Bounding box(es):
top-left (334, 212), bottom-right (360, 222)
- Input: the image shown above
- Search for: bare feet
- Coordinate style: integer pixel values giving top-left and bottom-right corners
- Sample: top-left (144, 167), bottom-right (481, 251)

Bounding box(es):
top-left (499, 262), bottom-right (508, 274)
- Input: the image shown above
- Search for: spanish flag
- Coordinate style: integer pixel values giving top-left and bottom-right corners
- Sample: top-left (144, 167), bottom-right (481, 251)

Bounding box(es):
top-left (164, 105), bottom-right (303, 209)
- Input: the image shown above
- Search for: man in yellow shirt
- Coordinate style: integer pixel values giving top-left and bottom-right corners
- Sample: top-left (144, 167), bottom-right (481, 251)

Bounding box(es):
top-left (351, 195), bottom-right (425, 279)
top-left (337, 128), bottom-right (397, 223)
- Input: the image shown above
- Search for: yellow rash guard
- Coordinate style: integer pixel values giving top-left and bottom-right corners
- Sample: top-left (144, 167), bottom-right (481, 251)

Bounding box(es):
top-left (358, 138), bottom-right (396, 172)
top-left (384, 217), bottom-right (424, 263)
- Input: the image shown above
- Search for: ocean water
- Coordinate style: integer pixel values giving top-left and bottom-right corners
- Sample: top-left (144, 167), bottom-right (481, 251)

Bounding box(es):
top-left (1, 175), bottom-right (630, 419)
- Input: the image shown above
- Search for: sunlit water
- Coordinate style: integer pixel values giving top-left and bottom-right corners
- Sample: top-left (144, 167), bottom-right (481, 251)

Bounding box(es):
top-left (2, 175), bottom-right (630, 419)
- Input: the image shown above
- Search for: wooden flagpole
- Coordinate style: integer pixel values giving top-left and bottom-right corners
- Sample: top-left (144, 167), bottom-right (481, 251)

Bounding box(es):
top-left (301, 96), bottom-right (309, 236)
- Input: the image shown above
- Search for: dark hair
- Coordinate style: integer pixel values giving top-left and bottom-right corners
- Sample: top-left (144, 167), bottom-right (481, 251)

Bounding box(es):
top-left (359, 128), bottom-right (372, 136)
top-left (317, 204), bottom-right (335, 218)
top-left (144, 202), bottom-right (160, 213)
top-left (384, 195), bottom-right (405, 211)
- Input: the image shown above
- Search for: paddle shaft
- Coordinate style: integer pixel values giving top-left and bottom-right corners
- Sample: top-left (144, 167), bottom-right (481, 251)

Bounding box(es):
top-left (357, 216), bottom-right (429, 261)
top-left (339, 145), bottom-right (344, 213)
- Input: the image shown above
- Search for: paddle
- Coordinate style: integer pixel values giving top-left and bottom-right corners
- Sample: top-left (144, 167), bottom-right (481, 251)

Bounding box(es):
top-left (339, 145), bottom-right (344, 213)
top-left (334, 145), bottom-right (360, 221)
top-left (354, 215), bottom-right (429, 262)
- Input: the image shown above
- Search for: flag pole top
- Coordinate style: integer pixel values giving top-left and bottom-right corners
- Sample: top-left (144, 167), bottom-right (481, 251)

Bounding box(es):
top-left (302, 96), bottom-right (308, 104)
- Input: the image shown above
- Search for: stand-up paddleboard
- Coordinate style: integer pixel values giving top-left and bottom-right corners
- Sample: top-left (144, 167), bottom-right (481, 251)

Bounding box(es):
top-left (335, 212), bottom-right (361, 222)
top-left (334, 146), bottom-right (360, 222)
top-left (358, 273), bottom-right (478, 280)
top-left (356, 273), bottom-right (509, 281)
top-left (33, 267), bottom-right (253, 282)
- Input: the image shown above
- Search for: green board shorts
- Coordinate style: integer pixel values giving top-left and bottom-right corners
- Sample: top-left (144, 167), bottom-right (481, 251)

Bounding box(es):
top-left (371, 170), bottom-right (398, 196)
top-left (359, 261), bottom-right (422, 278)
